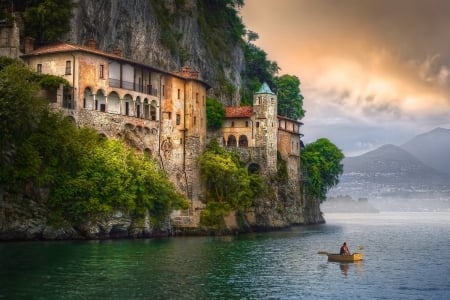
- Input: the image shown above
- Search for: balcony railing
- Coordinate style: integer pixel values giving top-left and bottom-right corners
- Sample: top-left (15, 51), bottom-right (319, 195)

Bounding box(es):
top-left (109, 78), bottom-right (158, 96)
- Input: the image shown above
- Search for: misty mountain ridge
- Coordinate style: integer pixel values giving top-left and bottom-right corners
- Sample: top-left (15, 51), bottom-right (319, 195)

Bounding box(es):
top-left (328, 127), bottom-right (450, 204)
top-left (400, 127), bottom-right (450, 175)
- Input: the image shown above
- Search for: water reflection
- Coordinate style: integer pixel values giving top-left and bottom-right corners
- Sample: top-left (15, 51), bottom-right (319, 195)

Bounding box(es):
top-left (340, 263), bottom-right (350, 276)
top-left (333, 261), bottom-right (364, 277)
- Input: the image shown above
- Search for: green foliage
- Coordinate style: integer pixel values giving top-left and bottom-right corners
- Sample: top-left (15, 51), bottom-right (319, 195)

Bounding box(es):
top-left (274, 74), bottom-right (305, 120)
top-left (0, 57), bottom-right (19, 71)
top-left (301, 138), bottom-right (344, 202)
top-left (241, 42), bottom-right (279, 105)
top-left (22, 0), bottom-right (75, 44)
top-left (49, 138), bottom-right (187, 224)
top-left (149, 0), bottom-right (186, 57)
top-left (37, 74), bottom-right (70, 90)
top-left (197, 0), bottom-right (246, 97)
top-left (0, 62), bottom-right (187, 226)
top-left (199, 139), bottom-right (263, 228)
top-left (0, 63), bottom-right (46, 161)
top-left (206, 96), bottom-right (225, 130)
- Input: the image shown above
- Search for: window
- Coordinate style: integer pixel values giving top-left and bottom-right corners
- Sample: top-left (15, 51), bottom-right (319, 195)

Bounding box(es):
top-left (231, 121), bottom-right (234, 127)
top-left (193, 116), bottom-right (196, 125)
top-left (65, 61), bottom-right (71, 75)
top-left (177, 89), bottom-right (180, 99)
top-left (196, 92), bottom-right (199, 103)
top-left (176, 114), bottom-right (181, 125)
top-left (99, 64), bottom-right (104, 78)
top-left (162, 85), bottom-right (165, 96)
top-left (125, 102), bottom-right (129, 116)
top-left (150, 106), bottom-right (156, 121)
top-left (37, 64), bottom-right (42, 74)
top-left (245, 121), bottom-right (249, 127)
top-left (256, 122), bottom-right (260, 128)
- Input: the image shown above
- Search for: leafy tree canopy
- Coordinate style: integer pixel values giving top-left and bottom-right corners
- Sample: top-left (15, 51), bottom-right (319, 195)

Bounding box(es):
top-left (301, 138), bottom-right (344, 202)
top-left (22, 0), bottom-right (75, 44)
top-left (274, 74), bottom-right (305, 120)
top-left (199, 139), bottom-right (263, 228)
top-left (241, 40), bottom-right (279, 105)
top-left (206, 96), bottom-right (225, 130)
top-left (0, 62), bottom-right (187, 226)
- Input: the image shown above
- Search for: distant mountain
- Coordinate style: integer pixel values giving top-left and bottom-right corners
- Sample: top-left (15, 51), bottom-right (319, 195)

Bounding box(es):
top-left (401, 127), bottom-right (450, 175)
top-left (329, 142), bottom-right (450, 201)
top-left (343, 144), bottom-right (449, 185)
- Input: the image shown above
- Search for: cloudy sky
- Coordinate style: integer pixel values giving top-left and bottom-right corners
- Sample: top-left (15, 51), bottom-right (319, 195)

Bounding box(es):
top-left (240, 0), bottom-right (450, 156)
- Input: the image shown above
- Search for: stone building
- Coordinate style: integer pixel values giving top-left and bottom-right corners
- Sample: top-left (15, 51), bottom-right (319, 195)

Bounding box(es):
top-left (222, 83), bottom-right (303, 182)
top-left (18, 39), bottom-right (305, 229)
top-left (21, 40), bottom-right (210, 227)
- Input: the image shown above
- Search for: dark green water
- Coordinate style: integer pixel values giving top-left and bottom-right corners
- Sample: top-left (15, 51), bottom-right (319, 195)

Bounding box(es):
top-left (1, 213), bottom-right (450, 299)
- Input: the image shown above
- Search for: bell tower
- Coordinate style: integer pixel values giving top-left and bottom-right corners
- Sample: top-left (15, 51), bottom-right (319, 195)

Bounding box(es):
top-left (253, 82), bottom-right (278, 175)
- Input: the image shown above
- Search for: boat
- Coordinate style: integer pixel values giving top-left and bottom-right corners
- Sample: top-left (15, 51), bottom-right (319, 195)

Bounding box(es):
top-left (327, 252), bottom-right (363, 262)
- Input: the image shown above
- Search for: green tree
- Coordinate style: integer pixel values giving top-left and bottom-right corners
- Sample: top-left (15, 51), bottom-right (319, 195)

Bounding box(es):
top-left (301, 138), bottom-right (344, 202)
top-left (241, 42), bottom-right (279, 105)
top-left (49, 138), bottom-right (187, 224)
top-left (0, 62), bottom-right (47, 164)
top-left (23, 0), bottom-right (75, 44)
top-left (0, 61), bottom-right (187, 226)
top-left (206, 96), bottom-right (225, 130)
top-left (199, 140), bottom-right (263, 228)
top-left (275, 74), bottom-right (305, 120)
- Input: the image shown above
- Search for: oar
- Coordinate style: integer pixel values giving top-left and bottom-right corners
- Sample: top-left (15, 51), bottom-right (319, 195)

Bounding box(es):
top-left (317, 251), bottom-right (329, 255)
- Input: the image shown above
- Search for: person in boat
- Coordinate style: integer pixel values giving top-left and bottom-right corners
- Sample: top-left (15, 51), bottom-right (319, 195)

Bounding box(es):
top-left (340, 242), bottom-right (350, 255)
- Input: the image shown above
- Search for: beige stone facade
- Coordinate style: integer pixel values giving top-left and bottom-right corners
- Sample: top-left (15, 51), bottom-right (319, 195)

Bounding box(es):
top-left (222, 83), bottom-right (304, 182)
top-left (21, 41), bottom-right (209, 227)
top-left (19, 41), bottom-right (304, 228)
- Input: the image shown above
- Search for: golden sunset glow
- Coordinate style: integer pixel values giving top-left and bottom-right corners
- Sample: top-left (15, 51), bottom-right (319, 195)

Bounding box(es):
top-left (241, 0), bottom-right (450, 155)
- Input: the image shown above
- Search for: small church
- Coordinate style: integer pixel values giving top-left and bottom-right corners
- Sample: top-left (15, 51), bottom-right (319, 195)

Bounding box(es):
top-left (221, 83), bottom-right (304, 182)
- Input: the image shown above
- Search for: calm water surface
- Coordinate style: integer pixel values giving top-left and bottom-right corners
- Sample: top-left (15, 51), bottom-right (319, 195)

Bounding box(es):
top-left (1, 212), bottom-right (450, 299)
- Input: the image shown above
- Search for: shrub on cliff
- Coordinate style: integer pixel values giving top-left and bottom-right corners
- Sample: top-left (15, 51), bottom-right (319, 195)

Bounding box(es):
top-left (206, 96), bottom-right (225, 130)
top-left (0, 62), bottom-right (187, 226)
top-left (199, 139), bottom-right (263, 228)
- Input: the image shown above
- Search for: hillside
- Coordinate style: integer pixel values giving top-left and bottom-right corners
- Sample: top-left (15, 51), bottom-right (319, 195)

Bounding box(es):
top-left (343, 144), bottom-right (449, 185)
top-left (329, 142), bottom-right (450, 202)
top-left (401, 127), bottom-right (450, 175)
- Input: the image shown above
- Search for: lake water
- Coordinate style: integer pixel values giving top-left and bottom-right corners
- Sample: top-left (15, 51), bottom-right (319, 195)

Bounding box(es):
top-left (1, 212), bottom-right (450, 299)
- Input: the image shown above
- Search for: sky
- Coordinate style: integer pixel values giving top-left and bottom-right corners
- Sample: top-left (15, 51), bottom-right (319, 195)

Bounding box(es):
top-left (240, 0), bottom-right (450, 156)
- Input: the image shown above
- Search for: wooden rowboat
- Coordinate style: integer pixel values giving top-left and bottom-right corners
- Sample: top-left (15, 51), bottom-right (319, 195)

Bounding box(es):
top-left (327, 252), bottom-right (363, 262)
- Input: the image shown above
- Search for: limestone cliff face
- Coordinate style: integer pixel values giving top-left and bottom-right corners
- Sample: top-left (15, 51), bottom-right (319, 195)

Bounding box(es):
top-left (69, 0), bottom-right (244, 104)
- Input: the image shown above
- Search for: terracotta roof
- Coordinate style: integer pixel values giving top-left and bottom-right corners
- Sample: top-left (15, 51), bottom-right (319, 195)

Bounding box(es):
top-left (22, 42), bottom-right (117, 58)
top-left (21, 42), bottom-right (211, 88)
top-left (225, 106), bottom-right (253, 118)
top-left (277, 114), bottom-right (304, 125)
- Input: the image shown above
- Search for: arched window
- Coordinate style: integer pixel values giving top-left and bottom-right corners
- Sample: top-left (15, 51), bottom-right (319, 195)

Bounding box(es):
top-left (227, 135), bottom-right (237, 147)
top-left (239, 135), bottom-right (248, 147)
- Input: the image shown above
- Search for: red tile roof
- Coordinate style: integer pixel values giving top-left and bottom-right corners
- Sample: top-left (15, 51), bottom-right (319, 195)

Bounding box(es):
top-left (21, 42), bottom-right (211, 88)
top-left (225, 106), bottom-right (253, 118)
top-left (23, 42), bottom-right (117, 58)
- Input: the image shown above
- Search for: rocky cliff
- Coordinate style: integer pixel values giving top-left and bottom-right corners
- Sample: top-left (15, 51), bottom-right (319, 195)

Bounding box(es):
top-left (0, 1), bottom-right (324, 240)
top-left (69, 0), bottom-right (244, 105)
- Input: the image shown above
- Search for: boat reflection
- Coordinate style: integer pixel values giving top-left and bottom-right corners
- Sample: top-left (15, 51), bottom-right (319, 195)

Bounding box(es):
top-left (338, 261), bottom-right (364, 276)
